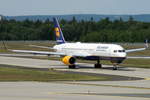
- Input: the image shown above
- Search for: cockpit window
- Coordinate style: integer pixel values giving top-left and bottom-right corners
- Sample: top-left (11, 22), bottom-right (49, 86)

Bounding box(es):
top-left (118, 50), bottom-right (125, 52)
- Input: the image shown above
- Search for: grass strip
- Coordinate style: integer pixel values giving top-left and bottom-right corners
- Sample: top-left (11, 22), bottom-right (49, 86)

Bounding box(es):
top-left (0, 66), bottom-right (109, 82)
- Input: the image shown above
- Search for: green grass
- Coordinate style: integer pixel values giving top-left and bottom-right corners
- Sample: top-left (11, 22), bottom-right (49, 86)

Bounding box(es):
top-left (0, 66), bottom-right (109, 81)
top-left (121, 59), bottom-right (150, 68)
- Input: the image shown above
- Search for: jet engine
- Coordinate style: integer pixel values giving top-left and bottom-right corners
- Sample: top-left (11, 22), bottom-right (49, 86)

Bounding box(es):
top-left (62, 56), bottom-right (76, 65)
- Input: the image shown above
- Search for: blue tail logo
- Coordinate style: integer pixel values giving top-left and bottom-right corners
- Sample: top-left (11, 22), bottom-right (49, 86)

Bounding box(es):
top-left (53, 18), bottom-right (66, 44)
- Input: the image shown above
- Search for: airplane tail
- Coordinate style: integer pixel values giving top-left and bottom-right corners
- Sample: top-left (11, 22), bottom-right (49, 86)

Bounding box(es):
top-left (53, 18), bottom-right (66, 44)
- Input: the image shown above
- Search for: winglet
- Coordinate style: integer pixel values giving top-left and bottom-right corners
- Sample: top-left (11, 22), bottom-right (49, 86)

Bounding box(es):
top-left (2, 41), bottom-right (8, 50)
top-left (144, 39), bottom-right (149, 48)
top-left (53, 18), bottom-right (66, 44)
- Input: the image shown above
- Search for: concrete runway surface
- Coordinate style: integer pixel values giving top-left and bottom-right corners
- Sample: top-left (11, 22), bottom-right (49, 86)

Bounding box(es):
top-left (0, 55), bottom-right (150, 100)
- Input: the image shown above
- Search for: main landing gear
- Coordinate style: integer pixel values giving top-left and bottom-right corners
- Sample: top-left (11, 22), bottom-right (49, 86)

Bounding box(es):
top-left (94, 59), bottom-right (102, 68)
top-left (94, 59), bottom-right (118, 70)
top-left (68, 64), bottom-right (76, 69)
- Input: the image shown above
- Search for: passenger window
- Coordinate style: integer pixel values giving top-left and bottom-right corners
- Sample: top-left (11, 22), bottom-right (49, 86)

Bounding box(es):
top-left (114, 50), bottom-right (117, 53)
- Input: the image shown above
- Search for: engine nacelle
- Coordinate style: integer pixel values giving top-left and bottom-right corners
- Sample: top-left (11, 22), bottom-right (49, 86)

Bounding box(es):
top-left (62, 56), bottom-right (76, 65)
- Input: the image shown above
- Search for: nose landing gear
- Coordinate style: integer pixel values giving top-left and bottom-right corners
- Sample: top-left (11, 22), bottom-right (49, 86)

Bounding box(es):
top-left (111, 60), bottom-right (123, 70)
top-left (113, 64), bottom-right (118, 70)
top-left (94, 59), bottom-right (102, 68)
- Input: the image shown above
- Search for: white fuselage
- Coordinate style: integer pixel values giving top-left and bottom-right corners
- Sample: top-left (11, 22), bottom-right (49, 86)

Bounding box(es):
top-left (53, 42), bottom-right (127, 59)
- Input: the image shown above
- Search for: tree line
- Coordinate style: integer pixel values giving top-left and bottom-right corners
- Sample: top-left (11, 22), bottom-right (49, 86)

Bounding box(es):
top-left (0, 17), bottom-right (150, 42)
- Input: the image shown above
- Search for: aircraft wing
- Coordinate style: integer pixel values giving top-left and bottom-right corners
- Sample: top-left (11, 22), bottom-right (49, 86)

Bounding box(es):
top-left (126, 48), bottom-right (146, 53)
top-left (29, 45), bottom-right (55, 50)
top-left (10, 49), bottom-right (91, 57)
top-left (126, 40), bottom-right (149, 53)
top-left (9, 49), bottom-right (65, 56)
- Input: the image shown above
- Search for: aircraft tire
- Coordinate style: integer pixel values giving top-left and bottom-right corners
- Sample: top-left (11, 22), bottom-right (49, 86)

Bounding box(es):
top-left (113, 67), bottom-right (117, 70)
top-left (69, 65), bottom-right (76, 69)
top-left (94, 64), bottom-right (102, 68)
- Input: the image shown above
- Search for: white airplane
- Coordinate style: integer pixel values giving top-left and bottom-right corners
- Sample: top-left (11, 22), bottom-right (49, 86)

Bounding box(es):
top-left (10, 18), bottom-right (149, 70)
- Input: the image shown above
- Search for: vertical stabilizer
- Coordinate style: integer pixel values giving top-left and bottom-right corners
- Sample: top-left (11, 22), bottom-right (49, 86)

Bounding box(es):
top-left (53, 18), bottom-right (66, 44)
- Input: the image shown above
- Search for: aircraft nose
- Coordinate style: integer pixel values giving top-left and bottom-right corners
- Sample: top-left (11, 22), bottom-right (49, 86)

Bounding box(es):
top-left (123, 53), bottom-right (127, 57)
top-left (119, 53), bottom-right (127, 58)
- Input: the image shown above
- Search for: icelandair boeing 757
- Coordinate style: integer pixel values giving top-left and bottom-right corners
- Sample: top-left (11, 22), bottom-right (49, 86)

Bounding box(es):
top-left (10, 18), bottom-right (149, 70)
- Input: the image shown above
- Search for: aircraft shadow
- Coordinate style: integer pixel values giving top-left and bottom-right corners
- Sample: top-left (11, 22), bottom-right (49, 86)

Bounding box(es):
top-left (75, 65), bottom-right (135, 71)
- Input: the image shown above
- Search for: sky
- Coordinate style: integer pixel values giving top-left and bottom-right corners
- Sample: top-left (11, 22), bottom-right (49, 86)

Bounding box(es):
top-left (0, 0), bottom-right (150, 16)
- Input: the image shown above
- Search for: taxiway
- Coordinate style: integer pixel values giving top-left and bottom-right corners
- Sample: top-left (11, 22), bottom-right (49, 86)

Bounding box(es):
top-left (0, 55), bottom-right (150, 100)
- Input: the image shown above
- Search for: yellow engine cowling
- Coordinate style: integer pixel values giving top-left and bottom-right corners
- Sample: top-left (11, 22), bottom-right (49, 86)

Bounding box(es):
top-left (62, 56), bottom-right (76, 65)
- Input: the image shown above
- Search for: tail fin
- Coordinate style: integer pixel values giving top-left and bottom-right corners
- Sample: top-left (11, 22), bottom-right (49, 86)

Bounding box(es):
top-left (53, 18), bottom-right (66, 44)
